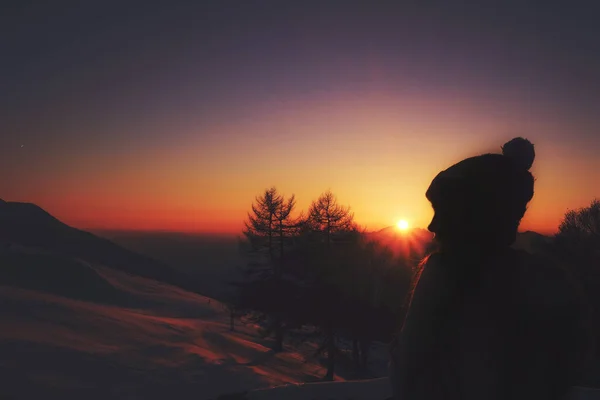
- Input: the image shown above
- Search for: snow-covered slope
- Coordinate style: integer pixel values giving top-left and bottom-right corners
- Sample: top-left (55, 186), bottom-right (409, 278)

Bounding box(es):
top-left (0, 246), bottom-right (343, 400)
top-left (242, 377), bottom-right (392, 400)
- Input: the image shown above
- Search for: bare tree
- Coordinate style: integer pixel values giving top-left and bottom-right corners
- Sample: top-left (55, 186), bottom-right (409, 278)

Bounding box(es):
top-left (306, 190), bottom-right (355, 381)
top-left (243, 187), bottom-right (282, 266)
top-left (555, 199), bottom-right (600, 358)
top-left (271, 194), bottom-right (302, 350)
top-left (240, 187), bottom-right (299, 352)
top-left (556, 199), bottom-right (600, 281)
top-left (223, 303), bottom-right (236, 331)
top-left (307, 190), bottom-right (355, 247)
top-left (558, 199), bottom-right (600, 242)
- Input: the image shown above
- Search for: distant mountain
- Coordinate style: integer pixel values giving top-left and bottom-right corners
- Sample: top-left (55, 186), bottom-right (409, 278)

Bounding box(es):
top-left (366, 226), bottom-right (551, 256)
top-left (94, 230), bottom-right (245, 302)
top-left (365, 226), bottom-right (435, 259)
top-left (369, 226), bottom-right (434, 243)
top-left (512, 230), bottom-right (553, 254)
top-left (0, 201), bottom-right (196, 291)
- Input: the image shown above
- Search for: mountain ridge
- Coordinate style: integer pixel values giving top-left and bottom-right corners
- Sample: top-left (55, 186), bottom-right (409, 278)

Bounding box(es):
top-left (367, 225), bottom-right (550, 255)
top-left (0, 200), bottom-right (199, 293)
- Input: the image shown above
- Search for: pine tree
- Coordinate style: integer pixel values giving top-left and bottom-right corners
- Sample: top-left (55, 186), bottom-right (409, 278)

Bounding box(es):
top-left (239, 187), bottom-right (299, 352)
top-left (305, 190), bottom-right (355, 381)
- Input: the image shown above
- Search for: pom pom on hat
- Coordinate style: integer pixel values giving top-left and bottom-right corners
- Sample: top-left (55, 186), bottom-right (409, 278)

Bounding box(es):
top-left (502, 137), bottom-right (535, 171)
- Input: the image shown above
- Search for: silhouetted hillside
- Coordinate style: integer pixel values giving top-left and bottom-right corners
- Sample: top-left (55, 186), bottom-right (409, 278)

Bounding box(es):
top-left (0, 201), bottom-right (198, 292)
top-left (0, 248), bottom-right (130, 305)
top-left (92, 231), bottom-right (245, 302)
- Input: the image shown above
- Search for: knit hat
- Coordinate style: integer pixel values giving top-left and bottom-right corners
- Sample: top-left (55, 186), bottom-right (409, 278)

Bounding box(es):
top-left (426, 137), bottom-right (535, 245)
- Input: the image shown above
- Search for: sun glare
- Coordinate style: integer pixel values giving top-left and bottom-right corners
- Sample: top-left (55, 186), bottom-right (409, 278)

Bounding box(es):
top-left (396, 219), bottom-right (409, 231)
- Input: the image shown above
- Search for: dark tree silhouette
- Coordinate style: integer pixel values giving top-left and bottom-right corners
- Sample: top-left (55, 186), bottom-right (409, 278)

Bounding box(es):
top-left (555, 199), bottom-right (600, 292)
top-left (557, 199), bottom-right (600, 250)
top-left (344, 239), bottom-right (414, 376)
top-left (555, 199), bottom-right (600, 362)
top-left (306, 190), bottom-right (355, 245)
top-left (243, 187), bottom-right (282, 264)
top-left (235, 188), bottom-right (418, 380)
top-left (224, 303), bottom-right (237, 331)
top-left (238, 187), bottom-right (299, 351)
top-left (270, 193), bottom-right (303, 350)
top-left (305, 190), bottom-right (356, 381)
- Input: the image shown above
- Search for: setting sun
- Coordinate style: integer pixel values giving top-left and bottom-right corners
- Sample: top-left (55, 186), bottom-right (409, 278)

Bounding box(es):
top-left (396, 219), bottom-right (410, 231)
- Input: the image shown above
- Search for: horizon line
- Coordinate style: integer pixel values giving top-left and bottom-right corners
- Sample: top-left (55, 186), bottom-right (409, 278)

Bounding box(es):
top-left (87, 226), bottom-right (553, 237)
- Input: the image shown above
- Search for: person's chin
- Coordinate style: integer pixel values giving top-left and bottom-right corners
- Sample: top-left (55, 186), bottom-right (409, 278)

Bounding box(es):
top-left (430, 235), bottom-right (446, 251)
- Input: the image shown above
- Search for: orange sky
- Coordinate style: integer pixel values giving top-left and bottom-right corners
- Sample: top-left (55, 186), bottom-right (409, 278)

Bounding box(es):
top-left (3, 3), bottom-right (599, 236)
top-left (7, 94), bottom-right (598, 236)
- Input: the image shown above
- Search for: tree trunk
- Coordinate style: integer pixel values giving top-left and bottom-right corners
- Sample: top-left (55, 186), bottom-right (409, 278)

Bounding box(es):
top-left (352, 338), bottom-right (361, 370)
top-left (274, 315), bottom-right (284, 352)
top-left (359, 338), bottom-right (370, 373)
top-left (324, 326), bottom-right (335, 381)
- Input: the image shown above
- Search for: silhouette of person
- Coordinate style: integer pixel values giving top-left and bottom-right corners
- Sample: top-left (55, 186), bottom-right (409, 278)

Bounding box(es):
top-left (388, 138), bottom-right (594, 399)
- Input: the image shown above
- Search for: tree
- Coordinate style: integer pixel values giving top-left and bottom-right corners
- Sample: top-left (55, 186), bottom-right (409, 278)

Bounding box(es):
top-left (307, 190), bottom-right (355, 247)
top-left (344, 239), bottom-right (414, 376)
top-left (270, 193), bottom-right (303, 350)
top-left (554, 199), bottom-right (600, 357)
top-left (223, 303), bottom-right (238, 331)
top-left (275, 194), bottom-right (300, 270)
top-left (281, 192), bottom-right (416, 379)
top-left (238, 187), bottom-right (299, 352)
top-left (555, 199), bottom-right (600, 285)
top-left (349, 240), bottom-right (392, 374)
top-left (243, 187), bottom-right (281, 268)
top-left (557, 199), bottom-right (600, 251)
top-left (305, 190), bottom-right (356, 381)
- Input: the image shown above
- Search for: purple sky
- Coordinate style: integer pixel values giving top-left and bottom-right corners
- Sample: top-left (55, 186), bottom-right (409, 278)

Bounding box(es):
top-left (1, 1), bottom-right (599, 233)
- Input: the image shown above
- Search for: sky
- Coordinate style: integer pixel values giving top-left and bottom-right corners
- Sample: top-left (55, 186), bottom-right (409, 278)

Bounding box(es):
top-left (1, 1), bottom-right (599, 235)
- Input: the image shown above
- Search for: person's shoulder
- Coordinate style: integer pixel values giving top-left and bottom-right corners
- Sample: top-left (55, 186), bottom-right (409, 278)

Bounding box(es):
top-left (512, 249), bottom-right (584, 310)
top-left (415, 252), bottom-right (448, 283)
top-left (409, 252), bottom-right (452, 299)
top-left (419, 252), bottom-right (441, 270)
top-left (513, 249), bottom-right (565, 280)
top-left (514, 250), bottom-right (568, 284)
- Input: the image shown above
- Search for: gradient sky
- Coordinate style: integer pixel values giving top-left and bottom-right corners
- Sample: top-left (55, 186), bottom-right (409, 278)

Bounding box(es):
top-left (1, 1), bottom-right (599, 234)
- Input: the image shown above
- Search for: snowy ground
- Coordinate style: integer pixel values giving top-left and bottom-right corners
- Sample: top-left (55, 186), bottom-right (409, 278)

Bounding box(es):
top-left (2, 244), bottom-right (600, 400)
top-left (239, 380), bottom-right (600, 400)
top-left (0, 253), bottom-right (385, 400)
